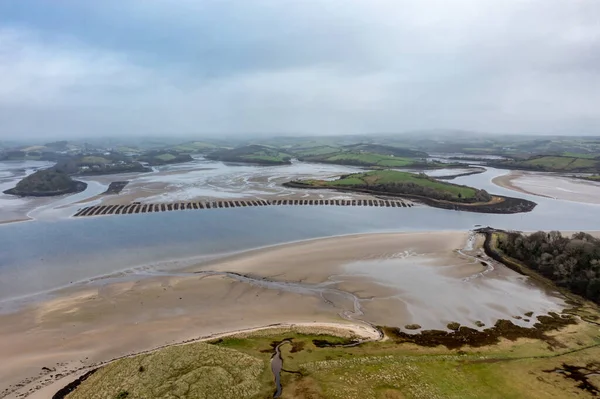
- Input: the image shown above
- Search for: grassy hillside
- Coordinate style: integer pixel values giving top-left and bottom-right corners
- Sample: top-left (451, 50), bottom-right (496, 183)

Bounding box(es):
top-left (298, 151), bottom-right (446, 168)
top-left (292, 143), bottom-right (451, 169)
top-left (79, 156), bottom-right (111, 165)
top-left (580, 175), bottom-right (600, 181)
top-left (168, 141), bottom-right (219, 153)
top-left (491, 155), bottom-right (600, 173)
top-left (206, 145), bottom-right (292, 165)
top-left (137, 151), bottom-right (193, 166)
top-left (3, 169), bottom-right (87, 196)
top-left (65, 314), bottom-right (600, 399)
top-left (299, 170), bottom-right (487, 202)
top-left (341, 143), bottom-right (428, 158)
top-left (290, 145), bottom-right (341, 157)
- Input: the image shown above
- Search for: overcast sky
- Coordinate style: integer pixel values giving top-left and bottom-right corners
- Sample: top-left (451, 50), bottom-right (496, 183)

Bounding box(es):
top-left (0, 0), bottom-right (599, 139)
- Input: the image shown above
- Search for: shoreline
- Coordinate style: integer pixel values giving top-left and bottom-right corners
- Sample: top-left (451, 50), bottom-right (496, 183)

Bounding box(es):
top-left (18, 321), bottom-right (379, 399)
top-left (493, 170), bottom-right (600, 205)
top-left (491, 170), bottom-right (554, 198)
top-left (0, 217), bottom-right (31, 225)
top-left (0, 231), bottom-right (473, 395)
top-left (0, 229), bottom-right (461, 307)
top-left (0, 230), bottom-right (570, 397)
top-left (283, 180), bottom-right (537, 214)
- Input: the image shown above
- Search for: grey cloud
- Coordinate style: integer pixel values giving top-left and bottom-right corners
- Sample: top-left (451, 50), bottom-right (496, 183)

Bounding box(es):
top-left (0, 0), bottom-right (599, 138)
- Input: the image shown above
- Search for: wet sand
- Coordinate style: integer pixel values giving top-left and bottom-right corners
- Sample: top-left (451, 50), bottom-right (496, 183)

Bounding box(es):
top-left (493, 171), bottom-right (600, 204)
top-left (0, 231), bottom-right (566, 398)
top-left (0, 275), bottom-right (335, 398)
top-left (0, 159), bottom-right (392, 224)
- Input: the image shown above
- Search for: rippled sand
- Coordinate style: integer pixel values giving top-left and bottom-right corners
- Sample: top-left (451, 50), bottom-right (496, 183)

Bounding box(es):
top-left (0, 231), bottom-right (566, 397)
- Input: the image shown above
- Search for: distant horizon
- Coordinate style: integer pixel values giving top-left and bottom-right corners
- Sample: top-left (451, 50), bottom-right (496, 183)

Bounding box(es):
top-left (2, 129), bottom-right (600, 147)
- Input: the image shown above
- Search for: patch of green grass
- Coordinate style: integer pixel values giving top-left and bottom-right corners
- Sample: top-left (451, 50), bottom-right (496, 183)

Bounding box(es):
top-left (292, 146), bottom-right (341, 157)
top-left (319, 170), bottom-right (478, 199)
top-left (521, 156), bottom-right (597, 171)
top-left (323, 177), bottom-right (366, 186)
top-left (570, 158), bottom-right (597, 168)
top-left (67, 319), bottom-right (600, 399)
top-left (207, 145), bottom-right (291, 164)
top-left (80, 156), bottom-right (110, 164)
top-left (154, 153), bottom-right (177, 162)
top-left (67, 342), bottom-right (269, 399)
top-left (563, 152), bottom-right (597, 159)
top-left (323, 152), bottom-right (416, 167)
top-left (583, 175), bottom-right (600, 181)
top-left (242, 154), bottom-right (289, 163)
top-left (115, 146), bottom-right (140, 153)
top-left (170, 142), bottom-right (217, 152)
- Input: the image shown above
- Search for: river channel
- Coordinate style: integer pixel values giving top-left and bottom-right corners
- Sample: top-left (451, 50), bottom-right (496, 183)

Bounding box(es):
top-left (0, 165), bottom-right (599, 304)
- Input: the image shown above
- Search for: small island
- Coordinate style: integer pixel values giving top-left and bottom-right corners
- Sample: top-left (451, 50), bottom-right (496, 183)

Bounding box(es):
top-left (284, 170), bottom-right (537, 214)
top-left (3, 169), bottom-right (87, 197)
top-left (206, 145), bottom-right (292, 165)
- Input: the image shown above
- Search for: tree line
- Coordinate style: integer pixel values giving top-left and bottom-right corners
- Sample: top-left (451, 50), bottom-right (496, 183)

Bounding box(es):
top-left (371, 182), bottom-right (492, 203)
top-left (497, 231), bottom-right (600, 304)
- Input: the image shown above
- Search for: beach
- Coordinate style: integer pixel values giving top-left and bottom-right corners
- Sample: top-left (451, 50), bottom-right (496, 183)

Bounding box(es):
top-left (493, 170), bottom-right (600, 204)
top-left (0, 230), bottom-right (566, 398)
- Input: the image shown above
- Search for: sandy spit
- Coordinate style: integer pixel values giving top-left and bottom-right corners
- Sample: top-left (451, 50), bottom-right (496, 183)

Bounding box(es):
top-left (493, 170), bottom-right (600, 204)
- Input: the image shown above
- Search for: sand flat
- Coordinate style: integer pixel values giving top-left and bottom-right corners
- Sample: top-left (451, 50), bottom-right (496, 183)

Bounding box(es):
top-left (197, 231), bottom-right (470, 283)
top-left (0, 231), bottom-right (566, 398)
top-left (0, 275), bottom-right (334, 397)
top-left (493, 171), bottom-right (600, 204)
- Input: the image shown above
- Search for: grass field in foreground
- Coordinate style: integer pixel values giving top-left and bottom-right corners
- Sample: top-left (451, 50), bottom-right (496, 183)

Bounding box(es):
top-left (305, 170), bottom-right (479, 200)
top-left (66, 316), bottom-right (600, 399)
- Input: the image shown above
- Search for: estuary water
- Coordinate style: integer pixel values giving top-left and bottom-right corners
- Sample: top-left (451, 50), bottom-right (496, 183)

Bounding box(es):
top-left (0, 164), bottom-right (599, 304)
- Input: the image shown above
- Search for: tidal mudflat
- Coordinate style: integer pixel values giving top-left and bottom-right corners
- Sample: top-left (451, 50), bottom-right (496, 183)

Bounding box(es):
top-left (493, 170), bottom-right (600, 204)
top-left (0, 231), bottom-right (568, 398)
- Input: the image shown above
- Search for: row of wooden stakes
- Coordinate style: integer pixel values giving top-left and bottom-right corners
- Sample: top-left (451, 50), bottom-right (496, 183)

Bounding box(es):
top-left (73, 198), bottom-right (414, 217)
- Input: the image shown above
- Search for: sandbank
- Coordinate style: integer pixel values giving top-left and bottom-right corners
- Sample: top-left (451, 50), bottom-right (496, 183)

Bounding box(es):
top-left (493, 171), bottom-right (600, 204)
top-left (0, 230), bottom-right (565, 398)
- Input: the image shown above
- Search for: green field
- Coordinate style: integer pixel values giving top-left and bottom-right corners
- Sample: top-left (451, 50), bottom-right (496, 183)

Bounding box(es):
top-left (169, 141), bottom-right (218, 153)
top-left (305, 170), bottom-right (479, 200)
top-left (242, 154), bottom-right (289, 163)
top-left (154, 153), bottom-right (177, 162)
top-left (525, 156), bottom-right (596, 170)
top-left (563, 152), bottom-right (598, 159)
top-left (497, 155), bottom-right (600, 172)
top-left (584, 175), bottom-right (600, 181)
top-left (297, 151), bottom-right (442, 168)
top-left (206, 145), bottom-right (292, 165)
top-left (115, 146), bottom-right (140, 153)
top-left (66, 316), bottom-right (600, 399)
top-left (80, 156), bottom-right (111, 164)
top-left (325, 153), bottom-right (415, 167)
top-left (291, 145), bottom-right (341, 157)
top-left (136, 152), bottom-right (193, 165)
